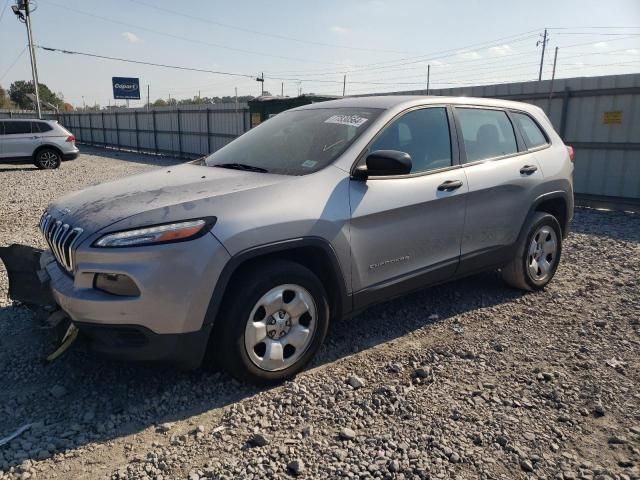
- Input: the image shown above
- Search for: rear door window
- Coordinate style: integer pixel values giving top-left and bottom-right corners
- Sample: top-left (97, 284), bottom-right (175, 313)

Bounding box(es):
top-left (511, 112), bottom-right (548, 149)
top-left (3, 121), bottom-right (32, 135)
top-left (457, 108), bottom-right (518, 163)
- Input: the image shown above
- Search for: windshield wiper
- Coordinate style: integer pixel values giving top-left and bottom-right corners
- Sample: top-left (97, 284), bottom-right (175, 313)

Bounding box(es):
top-left (214, 163), bottom-right (269, 173)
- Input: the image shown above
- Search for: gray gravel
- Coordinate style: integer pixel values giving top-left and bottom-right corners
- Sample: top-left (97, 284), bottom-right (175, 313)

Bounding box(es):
top-left (1, 148), bottom-right (639, 479)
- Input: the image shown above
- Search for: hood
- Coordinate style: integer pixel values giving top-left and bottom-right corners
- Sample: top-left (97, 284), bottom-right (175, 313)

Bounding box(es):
top-left (47, 163), bottom-right (291, 232)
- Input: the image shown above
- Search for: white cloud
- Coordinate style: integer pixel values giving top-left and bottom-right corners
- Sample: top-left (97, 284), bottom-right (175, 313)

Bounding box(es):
top-left (457, 50), bottom-right (481, 60)
top-left (593, 41), bottom-right (608, 50)
top-left (122, 32), bottom-right (141, 43)
top-left (330, 26), bottom-right (349, 34)
top-left (489, 44), bottom-right (514, 56)
top-left (626, 48), bottom-right (639, 55)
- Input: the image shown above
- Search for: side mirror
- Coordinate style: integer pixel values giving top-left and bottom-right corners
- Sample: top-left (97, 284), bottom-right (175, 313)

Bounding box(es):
top-left (353, 150), bottom-right (412, 179)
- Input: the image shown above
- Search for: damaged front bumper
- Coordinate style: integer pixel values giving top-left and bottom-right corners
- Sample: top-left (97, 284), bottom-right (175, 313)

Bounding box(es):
top-left (38, 233), bottom-right (230, 369)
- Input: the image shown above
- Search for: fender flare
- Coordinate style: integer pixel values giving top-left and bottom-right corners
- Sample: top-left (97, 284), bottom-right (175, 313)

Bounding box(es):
top-left (517, 190), bottom-right (572, 244)
top-left (33, 144), bottom-right (64, 160)
top-left (202, 236), bottom-right (350, 328)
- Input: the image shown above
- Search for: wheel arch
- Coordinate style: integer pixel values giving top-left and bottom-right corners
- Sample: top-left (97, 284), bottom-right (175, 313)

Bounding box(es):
top-left (519, 191), bottom-right (572, 242)
top-left (203, 237), bottom-right (350, 329)
top-left (33, 143), bottom-right (64, 160)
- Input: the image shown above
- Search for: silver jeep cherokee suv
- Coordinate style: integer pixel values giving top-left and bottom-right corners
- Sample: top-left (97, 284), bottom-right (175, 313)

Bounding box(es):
top-left (39, 96), bottom-right (574, 384)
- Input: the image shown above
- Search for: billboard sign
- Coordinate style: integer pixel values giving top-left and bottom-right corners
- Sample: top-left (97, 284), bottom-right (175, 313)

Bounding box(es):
top-left (112, 77), bottom-right (140, 100)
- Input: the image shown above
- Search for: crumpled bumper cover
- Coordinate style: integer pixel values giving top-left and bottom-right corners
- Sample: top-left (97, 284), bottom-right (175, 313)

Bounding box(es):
top-left (39, 232), bottom-right (230, 369)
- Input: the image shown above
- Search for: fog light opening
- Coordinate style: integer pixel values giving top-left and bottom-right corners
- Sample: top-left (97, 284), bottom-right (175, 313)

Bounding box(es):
top-left (94, 273), bottom-right (141, 297)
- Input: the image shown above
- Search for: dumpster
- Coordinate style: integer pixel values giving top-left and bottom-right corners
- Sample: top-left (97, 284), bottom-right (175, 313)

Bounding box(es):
top-left (248, 95), bottom-right (339, 128)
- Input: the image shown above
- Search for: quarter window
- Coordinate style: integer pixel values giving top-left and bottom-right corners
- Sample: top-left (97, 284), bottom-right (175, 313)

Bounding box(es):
top-left (457, 108), bottom-right (518, 163)
top-left (3, 121), bottom-right (32, 135)
top-left (32, 122), bottom-right (53, 133)
top-left (511, 112), bottom-right (548, 149)
top-left (368, 107), bottom-right (452, 174)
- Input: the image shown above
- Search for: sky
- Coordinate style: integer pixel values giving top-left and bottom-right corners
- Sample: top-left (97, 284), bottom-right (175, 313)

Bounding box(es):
top-left (1, 0), bottom-right (639, 108)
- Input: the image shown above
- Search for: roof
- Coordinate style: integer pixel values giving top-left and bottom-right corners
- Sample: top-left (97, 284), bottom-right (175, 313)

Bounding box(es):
top-left (296, 95), bottom-right (540, 112)
top-left (0, 118), bottom-right (55, 122)
top-left (249, 94), bottom-right (340, 103)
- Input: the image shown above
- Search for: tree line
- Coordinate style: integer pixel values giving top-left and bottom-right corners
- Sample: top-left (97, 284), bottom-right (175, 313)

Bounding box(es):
top-left (0, 80), bottom-right (267, 112)
top-left (0, 80), bottom-right (71, 111)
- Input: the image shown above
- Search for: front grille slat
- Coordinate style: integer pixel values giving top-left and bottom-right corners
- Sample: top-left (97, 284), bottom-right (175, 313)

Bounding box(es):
top-left (38, 210), bottom-right (83, 274)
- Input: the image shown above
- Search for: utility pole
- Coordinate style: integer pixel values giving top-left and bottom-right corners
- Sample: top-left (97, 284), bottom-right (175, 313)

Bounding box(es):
top-left (343, 75), bottom-right (346, 96)
top-left (537, 28), bottom-right (549, 82)
top-left (256, 72), bottom-right (265, 96)
top-left (147, 84), bottom-right (150, 110)
top-left (12, 0), bottom-right (41, 118)
top-left (426, 64), bottom-right (430, 95)
top-left (281, 82), bottom-right (284, 96)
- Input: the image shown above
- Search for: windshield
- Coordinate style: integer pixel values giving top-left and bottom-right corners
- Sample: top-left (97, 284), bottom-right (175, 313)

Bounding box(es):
top-left (204, 107), bottom-right (382, 175)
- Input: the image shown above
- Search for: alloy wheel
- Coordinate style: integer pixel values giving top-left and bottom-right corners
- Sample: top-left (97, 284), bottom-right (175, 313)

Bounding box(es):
top-left (39, 151), bottom-right (60, 168)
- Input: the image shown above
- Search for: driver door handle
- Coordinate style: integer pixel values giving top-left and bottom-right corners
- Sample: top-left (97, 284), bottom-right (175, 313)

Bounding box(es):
top-left (437, 179), bottom-right (463, 191)
top-left (520, 165), bottom-right (538, 175)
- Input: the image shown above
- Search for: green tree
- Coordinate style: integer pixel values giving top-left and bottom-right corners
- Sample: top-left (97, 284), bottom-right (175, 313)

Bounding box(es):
top-left (0, 84), bottom-right (12, 109)
top-left (8, 80), bottom-right (64, 110)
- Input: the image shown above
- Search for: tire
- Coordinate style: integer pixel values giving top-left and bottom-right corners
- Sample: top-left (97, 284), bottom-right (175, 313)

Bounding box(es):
top-left (501, 212), bottom-right (562, 291)
top-left (207, 260), bottom-right (330, 385)
top-left (34, 148), bottom-right (61, 169)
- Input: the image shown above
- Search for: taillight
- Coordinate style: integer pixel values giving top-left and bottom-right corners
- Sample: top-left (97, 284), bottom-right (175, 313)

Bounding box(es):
top-left (66, 135), bottom-right (75, 143)
top-left (566, 145), bottom-right (575, 162)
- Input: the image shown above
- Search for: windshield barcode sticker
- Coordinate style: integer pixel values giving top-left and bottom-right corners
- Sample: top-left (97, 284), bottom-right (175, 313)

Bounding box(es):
top-left (324, 114), bottom-right (369, 128)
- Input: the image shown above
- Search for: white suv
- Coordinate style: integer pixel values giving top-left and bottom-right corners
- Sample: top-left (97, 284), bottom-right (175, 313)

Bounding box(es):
top-left (0, 119), bottom-right (79, 169)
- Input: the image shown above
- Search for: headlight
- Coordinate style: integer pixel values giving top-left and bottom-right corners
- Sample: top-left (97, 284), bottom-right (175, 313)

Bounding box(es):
top-left (93, 218), bottom-right (215, 247)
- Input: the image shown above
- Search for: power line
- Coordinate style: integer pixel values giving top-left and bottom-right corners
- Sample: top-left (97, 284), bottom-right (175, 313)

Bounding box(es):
top-left (549, 26), bottom-right (640, 30)
top-left (552, 32), bottom-right (640, 36)
top-left (269, 31), bottom-right (640, 78)
top-left (33, 45), bottom-right (419, 86)
top-left (0, 0), bottom-right (10, 23)
top-left (129, 0), bottom-right (418, 55)
top-left (267, 30), bottom-right (542, 76)
top-left (40, 0), bottom-right (350, 67)
top-left (322, 44), bottom-right (640, 84)
top-left (0, 46), bottom-right (28, 81)
top-left (37, 45), bottom-right (256, 78)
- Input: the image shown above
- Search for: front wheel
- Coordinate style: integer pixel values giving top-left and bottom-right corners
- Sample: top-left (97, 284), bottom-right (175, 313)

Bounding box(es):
top-left (34, 148), bottom-right (61, 169)
top-left (501, 212), bottom-right (562, 291)
top-left (208, 260), bottom-right (330, 385)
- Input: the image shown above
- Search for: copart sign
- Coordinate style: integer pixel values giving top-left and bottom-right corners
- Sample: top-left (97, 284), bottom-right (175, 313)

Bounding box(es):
top-left (112, 77), bottom-right (140, 100)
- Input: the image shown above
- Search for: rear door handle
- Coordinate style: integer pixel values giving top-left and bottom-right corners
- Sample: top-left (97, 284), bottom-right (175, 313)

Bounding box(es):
top-left (437, 179), bottom-right (463, 191)
top-left (520, 165), bottom-right (538, 175)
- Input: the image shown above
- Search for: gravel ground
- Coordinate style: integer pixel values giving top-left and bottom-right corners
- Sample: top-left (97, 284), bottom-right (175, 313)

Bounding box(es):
top-left (0, 148), bottom-right (639, 480)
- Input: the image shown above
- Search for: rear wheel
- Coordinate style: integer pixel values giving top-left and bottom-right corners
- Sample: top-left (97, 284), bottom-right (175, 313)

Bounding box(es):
top-left (207, 260), bottom-right (329, 385)
top-left (34, 148), bottom-right (61, 169)
top-left (501, 212), bottom-right (562, 291)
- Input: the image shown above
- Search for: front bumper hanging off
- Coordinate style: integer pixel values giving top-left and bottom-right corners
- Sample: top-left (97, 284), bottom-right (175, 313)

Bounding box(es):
top-left (37, 249), bottom-right (215, 370)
